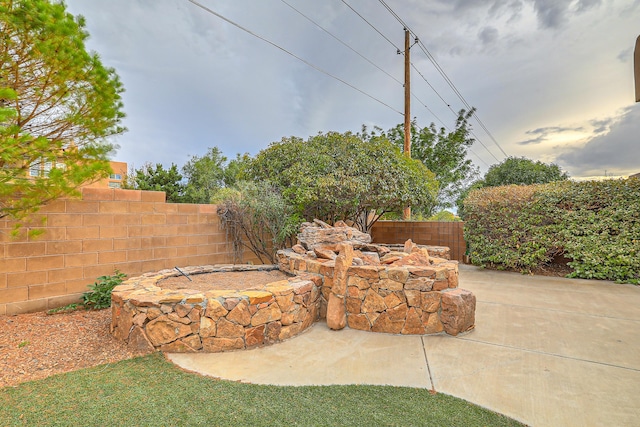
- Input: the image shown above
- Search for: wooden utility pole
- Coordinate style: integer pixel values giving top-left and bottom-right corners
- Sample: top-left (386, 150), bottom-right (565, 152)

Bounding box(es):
top-left (402, 28), bottom-right (412, 220)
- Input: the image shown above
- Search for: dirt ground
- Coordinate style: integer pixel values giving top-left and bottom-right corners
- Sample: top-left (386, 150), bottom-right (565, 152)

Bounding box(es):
top-left (158, 270), bottom-right (291, 292)
top-left (0, 309), bottom-right (152, 388)
top-left (0, 270), bottom-right (291, 388)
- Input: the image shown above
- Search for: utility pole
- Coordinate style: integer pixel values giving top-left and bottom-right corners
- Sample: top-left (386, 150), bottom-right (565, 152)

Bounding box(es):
top-left (402, 28), bottom-right (412, 220)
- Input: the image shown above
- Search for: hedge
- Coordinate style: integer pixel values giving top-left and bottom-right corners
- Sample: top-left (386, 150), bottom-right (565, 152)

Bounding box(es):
top-left (463, 178), bottom-right (640, 284)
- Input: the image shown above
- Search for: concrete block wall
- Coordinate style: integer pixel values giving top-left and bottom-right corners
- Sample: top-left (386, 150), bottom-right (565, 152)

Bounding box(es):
top-left (0, 188), bottom-right (255, 315)
top-left (371, 221), bottom-right (466, 261)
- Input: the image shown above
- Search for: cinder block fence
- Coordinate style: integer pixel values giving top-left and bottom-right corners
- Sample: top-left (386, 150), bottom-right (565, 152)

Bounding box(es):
top-left (0, 188), bottom-right (254, 315)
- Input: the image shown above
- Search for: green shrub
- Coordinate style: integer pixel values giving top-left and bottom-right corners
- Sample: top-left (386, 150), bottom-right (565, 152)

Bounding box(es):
top-left (464, 179), bottom-right (640, 284)
top-left (82, 271), bottom-right (127, 309)
top-left (463, 184), bottom-right (563, 271)
top-left (557, 179), bottom-right (640, 283)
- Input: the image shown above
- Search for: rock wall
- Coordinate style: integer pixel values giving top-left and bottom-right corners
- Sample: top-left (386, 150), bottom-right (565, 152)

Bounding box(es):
top-left (277, 248), bottom-right (475, 336)
top-left (111, 265), bottom-right (320, 352)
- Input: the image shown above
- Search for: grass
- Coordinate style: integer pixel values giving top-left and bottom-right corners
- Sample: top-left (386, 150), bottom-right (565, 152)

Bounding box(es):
top-left (0, 353), bottom-right (524, 427)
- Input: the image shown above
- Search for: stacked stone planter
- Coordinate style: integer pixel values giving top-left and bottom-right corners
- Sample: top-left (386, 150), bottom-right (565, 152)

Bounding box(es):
top-left (110, 265), bottom-right (320, 353)
top-left (277, 248), bottom-right (475, 336)
top-left (276, 220), bottom-right (476, 336)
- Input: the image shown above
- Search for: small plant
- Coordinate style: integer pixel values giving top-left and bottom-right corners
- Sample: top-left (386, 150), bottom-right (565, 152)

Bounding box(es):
top-left (82, 271), bottom-right (127, 309)
top-left (18, 340), bottom-right (30, 348)
top-left (47, 303), bottom-right (81, 315)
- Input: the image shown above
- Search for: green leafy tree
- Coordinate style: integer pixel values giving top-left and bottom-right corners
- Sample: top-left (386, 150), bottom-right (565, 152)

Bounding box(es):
top-left (182, 147), bottom-right (226, 203)
top-left (0, 0), bottom-right (125, 223)
top-left (367, 109), bottom-right (479, 215)
top-left (222, 152), bottom-right (252, 187)
top-left (249, 131), bottom-right (438, 232)
top-left (482, 156), bottom-right (569, 187)
top-left (126, 163), bottom-right (185, 203)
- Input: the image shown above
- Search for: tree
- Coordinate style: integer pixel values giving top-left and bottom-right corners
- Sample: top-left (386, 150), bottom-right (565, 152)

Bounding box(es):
top-left (0, 0), bottom-right (125, 223)
top-left (126, 163), bottom-right (185, 203)
top-left (482, 156), bottom-right (569, 187)
top-left (222, 152), bottom-right (252, 187)
top-left (249, 131), bottom-right (438, 232)
top-left (367, 109), bottom-right (479, 215)
top-left (182, 147), bottom-right (226, 203)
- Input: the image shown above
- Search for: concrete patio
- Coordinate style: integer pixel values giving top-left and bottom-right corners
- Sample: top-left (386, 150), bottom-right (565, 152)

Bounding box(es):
top-left (168, 264), bottom-right (640, 427)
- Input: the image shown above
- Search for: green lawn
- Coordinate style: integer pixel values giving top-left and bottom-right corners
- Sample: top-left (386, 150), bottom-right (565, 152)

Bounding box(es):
top-left (1, 353), bottom-right (524, 426)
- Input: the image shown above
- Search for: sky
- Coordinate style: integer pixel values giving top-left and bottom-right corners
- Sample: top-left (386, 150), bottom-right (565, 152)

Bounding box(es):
top-left (63, 0), bottom-right (640, 180)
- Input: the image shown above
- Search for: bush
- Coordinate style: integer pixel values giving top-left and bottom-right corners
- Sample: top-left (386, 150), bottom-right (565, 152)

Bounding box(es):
top-left (464, 179), bottom-right (640, 284)
top-left (463, 184), bottom-right (563, 271)
top-left (215, 181), bottom-right (301, 264)
top-left (558, 180), bottom-right (640, 283)
top-left (82, 271), bottom-right (127, 309)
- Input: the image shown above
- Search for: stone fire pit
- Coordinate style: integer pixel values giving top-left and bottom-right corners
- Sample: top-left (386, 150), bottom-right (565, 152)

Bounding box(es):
top-left (110, 264), bottom-right (320, 352)
top-left (111, 220), bottom-right (476, 353)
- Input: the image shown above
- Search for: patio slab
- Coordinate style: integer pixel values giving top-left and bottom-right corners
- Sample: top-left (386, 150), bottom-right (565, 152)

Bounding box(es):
top-left (168, 265), bottom-right (640, 427)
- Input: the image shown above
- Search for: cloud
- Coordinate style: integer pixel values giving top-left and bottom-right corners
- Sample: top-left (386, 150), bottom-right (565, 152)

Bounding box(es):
top-left (574, 0), bottom-right (602, 13)
top-left (557, 105), bottom-right (640, 176)
top-left (478, 26), bottom-right (499, 45)
top-left (531, 0), bottom-right (571, 28)
top-left (62, 0), bottom-right (634, 178)
top-left (620, 0), bottom-right (640, 14)
top-left (588, 118), bottom-right (614, 134)
top-left (617, 47), bottom-right (633, 63)
top-left (517, 125), bottom-right (585, 145)
top-left (530, 0), bottom-right (601, 29)
top-left (488, 0), bottom-right (524, 19)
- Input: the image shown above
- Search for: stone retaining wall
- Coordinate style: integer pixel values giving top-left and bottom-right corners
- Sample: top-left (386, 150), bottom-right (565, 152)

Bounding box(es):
top-left (277, 247), bottom-right (475, 336)
top-left (110, 265), bottom-right (320, 352)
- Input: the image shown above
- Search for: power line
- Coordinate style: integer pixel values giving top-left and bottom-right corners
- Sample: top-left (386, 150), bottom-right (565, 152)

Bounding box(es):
top-left (340, 0), bottom-right (494, 160)
top-left (378, 0), bottom-right (409, 28)
top-left (337, 1), bottom-right (450, 130)
top-left (340, 0), bottom-right (400, 52)
top-left (283, 0), bottom-right (447, 129)
top-left (186, 0), bottom-right (403, 116)
top-left (413, 123), bottom-right (491, 168)
top-left (415, 40), bottom-right (508, 158)
top-left (412, 61), bottom-right (500, 162)
top-left (411, 93), bottom-right (448, 130)
top-left (188, 0), bottom-right (495, 167)
top-left (280, 0), bottom-right (402, 86)
top-left (410, 58), bottom-right (500, 162)
top-left (411, 63), bottom-right (456, 115)
top-left (377, 0), bottom-right (509, 159)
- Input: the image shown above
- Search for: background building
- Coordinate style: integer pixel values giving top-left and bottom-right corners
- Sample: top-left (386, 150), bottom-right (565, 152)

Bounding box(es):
top-left (83, 161), bottom-right (127, 189)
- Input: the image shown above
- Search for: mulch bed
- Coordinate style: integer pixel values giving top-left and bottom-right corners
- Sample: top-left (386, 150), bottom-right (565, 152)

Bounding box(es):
top-left (0, 309), bottom-right (152, 388)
